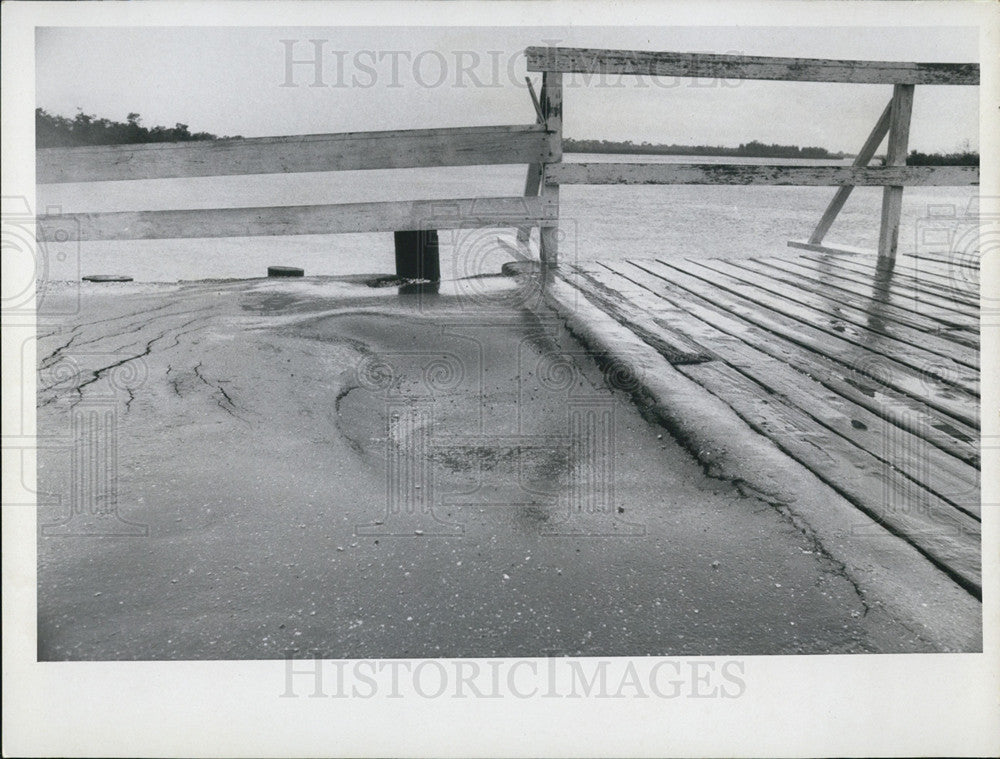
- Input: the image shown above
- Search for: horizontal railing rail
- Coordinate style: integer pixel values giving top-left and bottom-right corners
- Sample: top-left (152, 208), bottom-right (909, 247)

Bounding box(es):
top-left (525, 46), bottom-right (980, 85)
top-left (36, 122), bottom-right (556, 250)
top-left (37, 124), bottom-right (554, 184)
top-left (37, 196), bottom-right (557, 242)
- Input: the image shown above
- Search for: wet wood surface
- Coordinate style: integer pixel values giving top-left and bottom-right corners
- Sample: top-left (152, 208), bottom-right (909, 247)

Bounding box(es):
top-left (569, 250), bottom-right (981, 597)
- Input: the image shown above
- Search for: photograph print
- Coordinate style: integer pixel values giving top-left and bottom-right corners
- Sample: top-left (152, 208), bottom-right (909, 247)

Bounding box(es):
top-left (29, 22), bottom-right (985, 664)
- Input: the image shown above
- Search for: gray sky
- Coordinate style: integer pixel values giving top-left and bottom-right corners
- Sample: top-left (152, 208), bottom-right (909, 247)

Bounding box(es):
top-left (36, 26), bottom-right (979, 153)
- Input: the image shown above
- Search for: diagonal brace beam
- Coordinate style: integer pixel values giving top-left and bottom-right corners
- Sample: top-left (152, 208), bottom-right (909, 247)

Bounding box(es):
top-left (517, 77), bottom-right (546, 246)
top-left (808, 98), bottom-right (893, 244)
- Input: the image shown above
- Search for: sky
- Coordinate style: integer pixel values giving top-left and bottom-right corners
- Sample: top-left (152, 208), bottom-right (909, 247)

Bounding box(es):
top-left (35, 25), bottom-right (980, 153)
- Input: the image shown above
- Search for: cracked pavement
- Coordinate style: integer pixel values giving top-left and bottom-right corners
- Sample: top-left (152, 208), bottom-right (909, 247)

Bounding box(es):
top-left (34, 275), bottom-right (953, 659)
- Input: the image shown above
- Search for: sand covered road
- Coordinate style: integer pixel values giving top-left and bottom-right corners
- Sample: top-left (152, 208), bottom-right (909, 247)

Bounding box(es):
top-left (34, 274), bottom-right (954, 659)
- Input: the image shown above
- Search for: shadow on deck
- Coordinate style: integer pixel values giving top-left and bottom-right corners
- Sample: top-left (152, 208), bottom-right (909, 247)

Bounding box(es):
top-left (565, 249), bottom-right (981, 597)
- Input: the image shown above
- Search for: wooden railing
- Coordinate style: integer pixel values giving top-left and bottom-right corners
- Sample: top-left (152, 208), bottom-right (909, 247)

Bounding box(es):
top-left (37, 46), bottom-right (979, 272)
top-left (524, 47), bottom-right (980, 85)
top-left (524, 46), bottom-right (979, 265)
top-left (36, 124), bottom-right (558, 243)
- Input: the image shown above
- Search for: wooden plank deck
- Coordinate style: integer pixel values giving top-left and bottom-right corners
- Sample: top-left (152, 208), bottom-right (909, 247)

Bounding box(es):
top-left (567, 250), bottom-right (980, 598)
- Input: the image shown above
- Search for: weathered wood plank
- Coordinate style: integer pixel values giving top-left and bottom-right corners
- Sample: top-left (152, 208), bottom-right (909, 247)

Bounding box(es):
top-left (892, 264), bottom-right (982, 304)
top-left (904, 250), bottom-right (981, 270)
top-left (36, 196), bottom-right (557, 241)
top-left (641, 258), bottom-right (979, 428)
top-left (525, 46), bottom-right (980, 85)
top-left (790, 242), bottom-right (982, 302)
top-left (539, 71), bottom-right (563, 267)
top-left (808, 99), bottom-right (893, 244)
top-left (37, 124), bottom-right (553, 184)
top-left (868, 253), bottom-right (979, 293)
top-left (785, 254), bottom-right (980, 327)
top-left (776, 257), bottom-right (979, 330)
top-left (700, 258), bottom-right (979, 370)
top-left (545, 163), bottom-right (978, 186)
top-left (558, 267), bottom-right (713, 364)
top-left (793, 241), bottom-right (982, 276)
top-left (699, 335), bottom-right (979, 517)
top-left (793, 251), bottom-right (980, 309)
top-left (683, 257), bottom-right (980, 396)
top-left (676, 360), bottom-right (980, 596)
top-left (897, 253), bottom-right (980, 282)
top-left (878, 84), bottom-right (915, 260)
top-left (589, 260), bottom-right (980, 516)
top-left (795, 250), bottom-right (980, 304)
top-left (773, 252), bottom-right (979, 313)
top-left (743, 258), bottom-right (980, 356)
top-left (611, 260), bottom-right (980, 467)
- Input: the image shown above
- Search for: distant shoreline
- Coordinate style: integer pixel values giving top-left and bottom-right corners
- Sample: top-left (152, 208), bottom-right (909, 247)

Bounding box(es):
top-left (563, 138), bottom-right (848, 160)
top-left (563, 140), bottom-right (979, 166)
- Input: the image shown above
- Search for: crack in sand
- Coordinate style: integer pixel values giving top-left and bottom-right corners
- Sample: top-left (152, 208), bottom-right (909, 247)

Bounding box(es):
top-left (747, 490), bottom-right (872, 617)
top-left (38, 300), bottom-right (191, 371)
top-left (38, 323), bottom-right (85, 372)
top-left (192, 361), bottom-right (251, 423)
top-left (47, 313), bottom-right (215, 410)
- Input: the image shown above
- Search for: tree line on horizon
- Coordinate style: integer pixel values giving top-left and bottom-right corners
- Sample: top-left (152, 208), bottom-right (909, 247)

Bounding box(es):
top-left (35, 108), bottom-right (239, 148)
top-left (564, 137), bottom-right (979, 165)
top-left (901, 150), bottom-right (979, 166)
top-left (563, 138), bottom-right (846, 159)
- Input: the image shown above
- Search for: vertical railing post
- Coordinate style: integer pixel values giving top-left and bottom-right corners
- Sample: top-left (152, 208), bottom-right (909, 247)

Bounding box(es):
top-left (539, 70), bottom-right (563, 267)
top-left (877, 83), bottom-right (915, 261)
